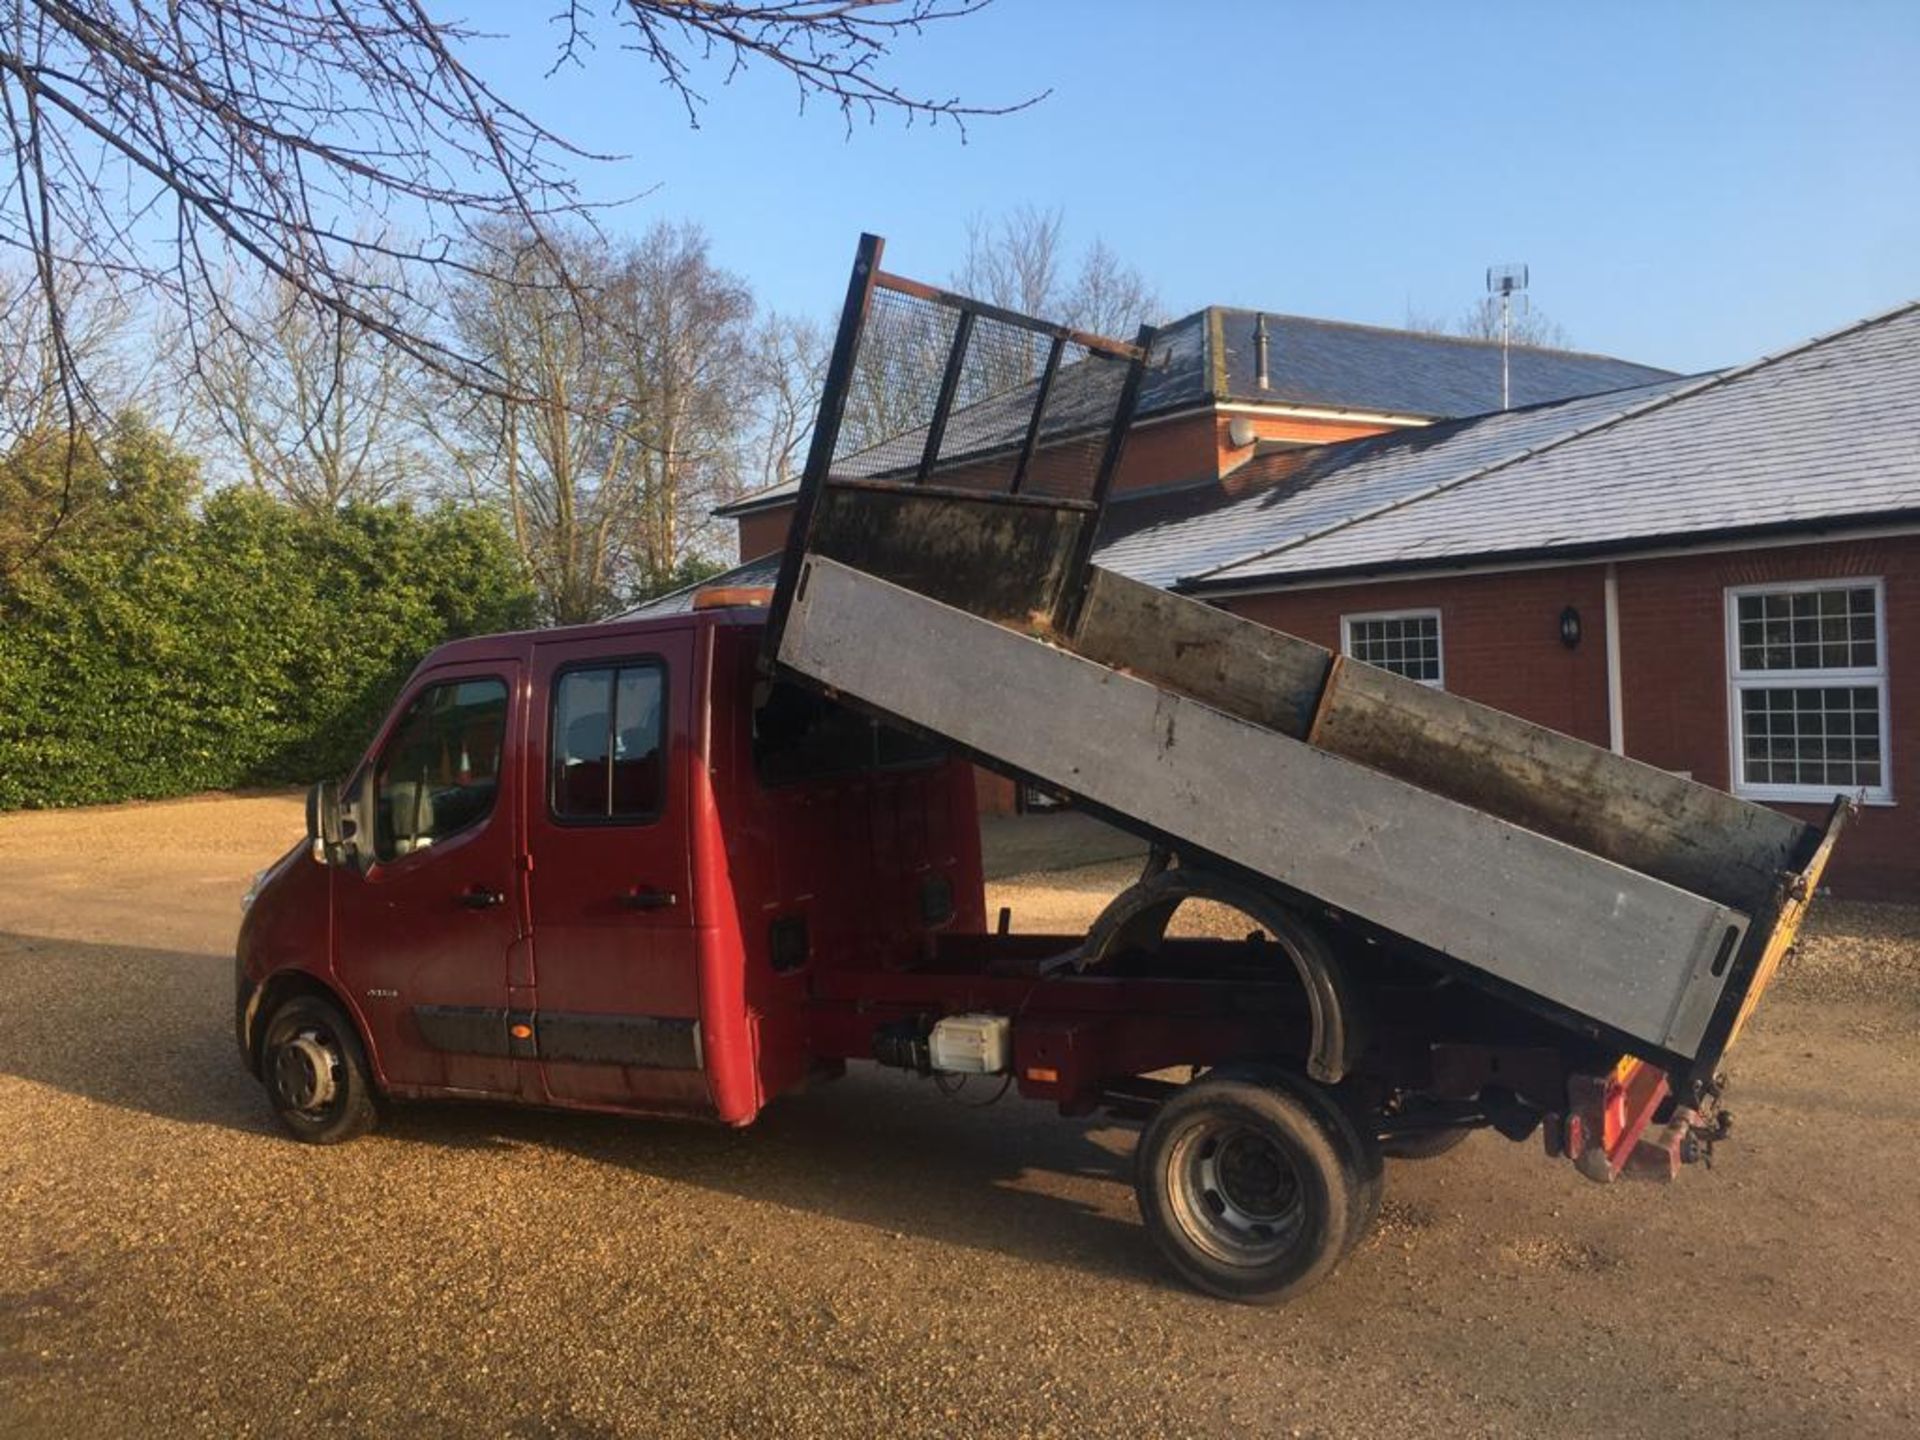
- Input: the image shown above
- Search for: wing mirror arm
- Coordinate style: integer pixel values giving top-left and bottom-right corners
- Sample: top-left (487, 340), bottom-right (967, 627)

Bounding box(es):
top-left (306, 772), bottom-right (378, 874)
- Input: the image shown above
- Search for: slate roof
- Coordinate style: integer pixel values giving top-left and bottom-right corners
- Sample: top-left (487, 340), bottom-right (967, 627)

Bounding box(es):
top-left (714, 307), bottom-right (1675, 517)
top-left (1210, 310), bottom-right (1678, 418)
top-left (1176, 300), bottom-right (1920, 590)
top-left (1094, 377), bottom-right (1698, 589)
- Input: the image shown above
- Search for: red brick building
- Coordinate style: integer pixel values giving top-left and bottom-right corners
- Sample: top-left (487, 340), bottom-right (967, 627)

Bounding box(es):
top-left (695, 302), bottom-right (1920, 899)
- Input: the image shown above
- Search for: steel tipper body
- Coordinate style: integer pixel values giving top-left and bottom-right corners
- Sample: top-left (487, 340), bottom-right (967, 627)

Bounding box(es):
top-left (763, 233), bottom-right (1843, 1181)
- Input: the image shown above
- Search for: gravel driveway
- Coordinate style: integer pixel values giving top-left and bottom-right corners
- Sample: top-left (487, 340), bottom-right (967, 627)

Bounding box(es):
top-left (2, 794), bottom-right (1917, 1437)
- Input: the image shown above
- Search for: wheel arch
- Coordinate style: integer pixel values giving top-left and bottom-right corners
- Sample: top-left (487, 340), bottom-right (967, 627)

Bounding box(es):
top-left (1081, 866), bottom-right (1366, 1084)
top-left (244, 969), bottom-right (372, 1078)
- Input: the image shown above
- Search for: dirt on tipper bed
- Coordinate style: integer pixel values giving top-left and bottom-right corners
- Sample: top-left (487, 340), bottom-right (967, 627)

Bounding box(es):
top-left (2, 793), bottom-right (1918, 1439)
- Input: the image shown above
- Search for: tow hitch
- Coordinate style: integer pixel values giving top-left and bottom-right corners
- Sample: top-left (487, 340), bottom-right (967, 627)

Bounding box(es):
top-left (1547, 1060), bottom-right (1733, 1183)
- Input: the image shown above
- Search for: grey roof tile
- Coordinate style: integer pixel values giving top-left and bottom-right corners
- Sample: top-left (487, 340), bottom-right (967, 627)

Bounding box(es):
top-left (1093, 378), bottom-right (1698, 588)
top-left (1190, 301), bottom-right (1920, 587)
top-left (1214, 310), bottom-right (1678, 417)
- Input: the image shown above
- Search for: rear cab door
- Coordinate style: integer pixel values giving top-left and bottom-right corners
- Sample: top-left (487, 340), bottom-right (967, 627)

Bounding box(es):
top-left (524, 626), bottom-right (707, 1111)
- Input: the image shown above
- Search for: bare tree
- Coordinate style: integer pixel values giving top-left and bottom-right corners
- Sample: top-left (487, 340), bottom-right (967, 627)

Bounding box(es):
top-left (1453, 296), bottom-right (1571, 350)
top-left (441, 230), bottom-right (632, 623)
top-left (0, 263), bottom-right (180, 583)
top-left (956, 205), bottom-right (1065, 319)
top-left (1064, 238), bottom-right (1160, 340)
top-left (1404, 298), bottom-right (1572, 350)
top-left (0, 266), bottom-right (113, 445)
top-left (0, 1), bottom-right (1035, 556)
top-left (192, 272), bottom-right (430, 511)
top-left (611, 222), bottom-right (757, 590)
top-left (955, 207), bottom-right (1161, 335)
top-left (443, 221), bottom-right (758, 620)
top-left (751, 312), bottom-right (829, 491)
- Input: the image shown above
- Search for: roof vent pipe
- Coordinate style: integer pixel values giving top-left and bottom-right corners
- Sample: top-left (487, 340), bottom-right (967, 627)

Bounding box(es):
top-left (1254, 313), bottom-right (1270, 390)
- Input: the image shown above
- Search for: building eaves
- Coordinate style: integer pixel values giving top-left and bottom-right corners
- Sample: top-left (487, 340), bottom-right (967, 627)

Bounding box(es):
top-left (713, 482), bottom-right (800, 518)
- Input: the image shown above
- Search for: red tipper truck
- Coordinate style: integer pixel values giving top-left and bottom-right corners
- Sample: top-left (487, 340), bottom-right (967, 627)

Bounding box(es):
top-left (237, 236), bottom-right (1848, 1303)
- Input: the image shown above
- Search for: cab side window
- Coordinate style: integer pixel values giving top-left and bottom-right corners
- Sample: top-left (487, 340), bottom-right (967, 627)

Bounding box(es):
top-left (551, 661), bottom-right (665, 822)
top-left (374, 677), bottom-right (509, 862)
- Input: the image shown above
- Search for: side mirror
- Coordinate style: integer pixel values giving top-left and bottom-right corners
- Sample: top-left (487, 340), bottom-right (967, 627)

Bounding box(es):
top-left (346, 766), bottom-right (379, 876)
top-left (307, 776), bottom-right (377, 873)
top-left (306, 780), bottom-right (343, 864)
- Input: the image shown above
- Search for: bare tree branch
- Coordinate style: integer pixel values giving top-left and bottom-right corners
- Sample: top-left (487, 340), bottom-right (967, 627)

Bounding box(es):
top-left (191, 263), bottom-right (430, 510)
top-left (441, 220), bottom-right (757, 621)
top-left (1405, 296), bottom-right (1574, 350)
top-left (955, 205), bottom-right (1160, 335)
top-left (750, 309), bottom-right (827, 490)
top-left (0, 1), bottom-right (1035, 558)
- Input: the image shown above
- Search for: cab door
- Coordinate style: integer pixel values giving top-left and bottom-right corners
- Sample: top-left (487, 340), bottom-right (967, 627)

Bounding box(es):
top-left (525, 630), bottom-right (707, 1111)
top-left (333, 661), bottom-right (526, 1096)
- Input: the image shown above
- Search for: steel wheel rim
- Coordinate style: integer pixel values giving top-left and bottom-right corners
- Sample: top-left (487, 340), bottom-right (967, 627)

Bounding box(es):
top-left (1163, 1116), bottom-right (1306, 1266)
top-left (270, 1024), bottom-right (344, 1119)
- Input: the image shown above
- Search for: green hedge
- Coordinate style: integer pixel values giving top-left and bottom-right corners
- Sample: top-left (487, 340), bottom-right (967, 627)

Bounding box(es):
top-left (0, 423), bottom-right (535, 808)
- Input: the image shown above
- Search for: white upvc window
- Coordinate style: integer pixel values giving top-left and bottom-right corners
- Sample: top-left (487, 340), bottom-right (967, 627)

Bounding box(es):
top-left (1341, 608), bottom-right (1443, 687)
top-left (1726, 579), bottom-right (1892, 804)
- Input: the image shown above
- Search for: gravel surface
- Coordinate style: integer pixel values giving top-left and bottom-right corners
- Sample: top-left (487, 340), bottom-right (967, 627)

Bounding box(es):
top-left (3, 794), bottom-right (1918, 1438)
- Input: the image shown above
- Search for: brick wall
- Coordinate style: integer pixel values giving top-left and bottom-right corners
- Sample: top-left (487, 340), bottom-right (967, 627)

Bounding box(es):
top-left (1613, 535), bottom-right (1917, 900)
top-left (1225, 565), bottom-right (1614, 746)
top-left (1209, 411), bottom-right (1403, 481)
top-left (1222, 535), bottom-right (1917, 900)
top-left (734, 506), bottom-right (791, 563)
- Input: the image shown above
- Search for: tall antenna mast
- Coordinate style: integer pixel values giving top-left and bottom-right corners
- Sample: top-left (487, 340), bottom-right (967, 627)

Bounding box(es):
top-left (1486, 263), bottom-right (1529, 409)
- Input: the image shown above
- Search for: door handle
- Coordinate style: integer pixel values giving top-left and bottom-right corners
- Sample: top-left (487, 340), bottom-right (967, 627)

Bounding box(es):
top-left (622, 886), bottom-right (678, 911)
top-left (459, 886), bottom-right (506, 910)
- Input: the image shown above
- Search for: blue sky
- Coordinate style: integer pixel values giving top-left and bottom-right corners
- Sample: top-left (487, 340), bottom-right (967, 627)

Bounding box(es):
top-left (468, 0), bottom-right (1920, 374)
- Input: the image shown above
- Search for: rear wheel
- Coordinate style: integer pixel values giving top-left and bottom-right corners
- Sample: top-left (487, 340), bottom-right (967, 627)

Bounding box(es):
top-left (261, 994), bottom-right (381, 1144)
top-left (1135, 1066), bottom-right (1381, 1304)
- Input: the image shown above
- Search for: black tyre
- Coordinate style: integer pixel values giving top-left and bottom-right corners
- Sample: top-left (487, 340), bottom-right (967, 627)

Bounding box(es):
top-left (1381, 1126), bottom-right (1474, 1161)
top-left (1135, 1066), bottom-right (1382, 1304)
top-left (260, 994), bottom-right (381, 1144)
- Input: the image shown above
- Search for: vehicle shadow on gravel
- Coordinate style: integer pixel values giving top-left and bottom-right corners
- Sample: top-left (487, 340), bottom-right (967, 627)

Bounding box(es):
top-left (0, 929), bottom-right (1173, 1289)
top-left (385, 1074), bottom-right (1176, 1290)
top-left (0, 931), bottom-right (281, 1135)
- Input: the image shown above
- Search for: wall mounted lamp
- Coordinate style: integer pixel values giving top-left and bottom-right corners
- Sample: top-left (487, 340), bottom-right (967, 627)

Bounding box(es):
top-left (1559, 605), bottom-right (1582, 650)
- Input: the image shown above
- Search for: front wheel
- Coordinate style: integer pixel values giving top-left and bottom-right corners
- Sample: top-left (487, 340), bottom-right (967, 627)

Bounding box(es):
top-left (260, 994), bottom-right (381, 1144)
top-left (1135, 1067), bottom-right (1381, 1304)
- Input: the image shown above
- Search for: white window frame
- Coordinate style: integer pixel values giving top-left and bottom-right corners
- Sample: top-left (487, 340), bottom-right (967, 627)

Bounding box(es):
top-left (1725, 578), bottom-right (1892, 805)
top-left (1340, 607), bottom-right (1444, 688)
